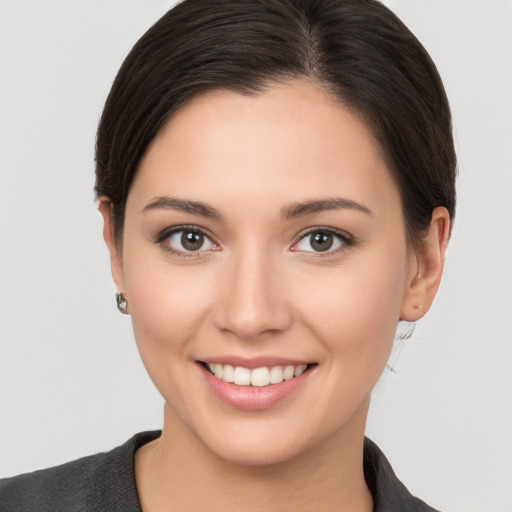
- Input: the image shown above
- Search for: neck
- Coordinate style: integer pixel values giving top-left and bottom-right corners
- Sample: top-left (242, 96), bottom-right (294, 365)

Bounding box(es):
top-left (135, 403), bottom-right (373, 512)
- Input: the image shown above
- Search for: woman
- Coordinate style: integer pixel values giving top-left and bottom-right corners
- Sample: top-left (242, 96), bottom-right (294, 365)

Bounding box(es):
top-left (0, 0), bottom-right (455, 510)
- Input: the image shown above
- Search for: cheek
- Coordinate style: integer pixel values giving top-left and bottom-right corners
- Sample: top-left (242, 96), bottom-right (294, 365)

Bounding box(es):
top-left (122, 242), bottom-right (217, 358)
top-left (123, 255), bottom-right (220, 407)
top-left (293, 250), bottom-right (407, 370)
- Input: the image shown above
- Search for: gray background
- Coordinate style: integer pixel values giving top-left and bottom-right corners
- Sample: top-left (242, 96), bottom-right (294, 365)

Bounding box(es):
top-left (1, 1), bottom-right (511, 511)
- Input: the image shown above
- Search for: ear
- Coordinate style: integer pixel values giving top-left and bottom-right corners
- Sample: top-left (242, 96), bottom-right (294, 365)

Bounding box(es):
top-left (400, 207), bottom-right (451, 322)
top-left (98, 197), bottom-right (126, 299)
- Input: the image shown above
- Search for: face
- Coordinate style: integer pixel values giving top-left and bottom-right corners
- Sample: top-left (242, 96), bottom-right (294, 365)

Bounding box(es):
top-left (105, 81), bottom-right (424, 465)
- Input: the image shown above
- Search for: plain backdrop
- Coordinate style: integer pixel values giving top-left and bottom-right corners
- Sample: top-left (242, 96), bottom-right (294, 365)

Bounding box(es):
top-left (1, 1), bottom-right (511, 511)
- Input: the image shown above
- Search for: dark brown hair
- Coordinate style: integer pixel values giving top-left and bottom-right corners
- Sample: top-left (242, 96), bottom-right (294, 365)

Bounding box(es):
top-left (95, 0), bottom-right (456, 246)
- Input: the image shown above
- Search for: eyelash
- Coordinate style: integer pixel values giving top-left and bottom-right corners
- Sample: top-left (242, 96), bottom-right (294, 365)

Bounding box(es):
top-left (154, 225), bottom-right (354, 258)
top-left (155, 225), bottom-right (219, 258)
top-left (291, 227), bottom-right (354, 256)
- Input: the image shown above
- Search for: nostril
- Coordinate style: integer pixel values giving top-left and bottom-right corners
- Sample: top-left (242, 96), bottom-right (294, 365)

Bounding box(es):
top-left (213, 303), bottom-right (293, 340)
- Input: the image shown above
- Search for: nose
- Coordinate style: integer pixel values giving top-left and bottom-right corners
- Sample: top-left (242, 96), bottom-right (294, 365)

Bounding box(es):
top-left (212, 248), bottom-right (292, 340)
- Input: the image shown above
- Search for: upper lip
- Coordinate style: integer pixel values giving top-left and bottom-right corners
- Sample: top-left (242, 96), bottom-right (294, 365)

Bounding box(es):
top-left (198, 355), bottom-right (314, 369)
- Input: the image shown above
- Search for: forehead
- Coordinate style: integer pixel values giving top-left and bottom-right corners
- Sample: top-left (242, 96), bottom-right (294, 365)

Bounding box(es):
top-left (131, 80), bottom-right (400, 218)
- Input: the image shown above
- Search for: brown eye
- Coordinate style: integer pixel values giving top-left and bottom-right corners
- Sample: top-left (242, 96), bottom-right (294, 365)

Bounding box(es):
top-left (162, 228), bottom-right (216, 254)
top-left (181, 230), bottom-right (205, 251)
top-left (293, 229), bottom-right (349, 253)
top-left (310, 232), bottom-right (334, 252)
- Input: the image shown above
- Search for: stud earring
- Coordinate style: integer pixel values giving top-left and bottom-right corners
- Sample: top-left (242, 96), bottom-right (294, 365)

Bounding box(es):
top-left (414, 305), bottom-right (424, 312)
top-left (115, 292), bottom-right (128, 314)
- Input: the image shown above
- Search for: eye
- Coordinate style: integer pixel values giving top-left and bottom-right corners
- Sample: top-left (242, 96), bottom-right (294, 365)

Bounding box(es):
top-left (157, 227), bottom-right (218, 255)
top-left (292, 229), bottom-right (351, 253)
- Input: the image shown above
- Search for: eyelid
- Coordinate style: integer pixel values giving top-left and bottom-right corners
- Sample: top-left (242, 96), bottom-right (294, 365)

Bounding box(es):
top-left (155, 224), bottom-right (215, 242)
top-left (154, 224), bottom-right (353, 257)
top-left (155, 224), bottom-right (220, 256)
top-left (290, 226), bottom-right (354, 254)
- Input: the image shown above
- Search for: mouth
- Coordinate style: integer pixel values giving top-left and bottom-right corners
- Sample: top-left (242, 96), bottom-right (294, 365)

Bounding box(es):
top-left (199, 361), bottom-right (317, 388)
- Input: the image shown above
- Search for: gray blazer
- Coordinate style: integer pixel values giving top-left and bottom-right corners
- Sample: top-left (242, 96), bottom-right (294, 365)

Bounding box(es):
top-left (0, 431), bottom-right (440, 511)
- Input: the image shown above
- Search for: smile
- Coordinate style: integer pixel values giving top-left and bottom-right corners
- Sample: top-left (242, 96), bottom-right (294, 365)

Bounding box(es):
top-left (198, 359), bottom-right (316, 410)
top-left (203, 362), bottom-right (310, 387)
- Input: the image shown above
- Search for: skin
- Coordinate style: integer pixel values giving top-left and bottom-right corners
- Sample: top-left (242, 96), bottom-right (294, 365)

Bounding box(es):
top-left (100, 80), bottom-right (450, 512)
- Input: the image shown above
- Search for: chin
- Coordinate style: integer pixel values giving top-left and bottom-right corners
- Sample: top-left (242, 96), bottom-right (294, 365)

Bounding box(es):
top-left (190, 407), bottom-right (343, 468)
top-left (205, 432), bottom-right (308, 467)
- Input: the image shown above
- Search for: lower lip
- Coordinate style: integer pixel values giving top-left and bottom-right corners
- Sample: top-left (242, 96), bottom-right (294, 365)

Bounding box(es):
top-left (198, 363), bottom-right (314, 410)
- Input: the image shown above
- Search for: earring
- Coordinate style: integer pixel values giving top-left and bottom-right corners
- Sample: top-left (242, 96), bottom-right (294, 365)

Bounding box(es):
top-left (414, 305), bottom-right (424, 312)
top-left (115, 292), bottom-right (128, 314)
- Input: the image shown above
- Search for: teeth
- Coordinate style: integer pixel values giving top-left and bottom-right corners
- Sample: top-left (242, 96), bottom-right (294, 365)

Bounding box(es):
top-left (251, 367), bottom-right (270, 387)
top-left (205, 363), bottom-right (310, 387)
top-left (222, 364), bottom-right (234, 383)
top-left (283, 366), bottom-right (295, 380)
top-left (233, 366), bottom-right (251, 385)
top-left (294, 364), bottom-right (307, 377)
top-left (214, 363), bottom-right (223, 379)
top-left (269, 366), bottom-right (283, 384)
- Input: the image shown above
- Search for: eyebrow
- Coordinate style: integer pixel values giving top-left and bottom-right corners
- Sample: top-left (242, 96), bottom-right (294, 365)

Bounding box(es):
top-left (142, 196), bottom-right (222, 219)
top-left (281, 197), bottom-right (373, 220)
top-left (142, 195), bottom-right (372, 220)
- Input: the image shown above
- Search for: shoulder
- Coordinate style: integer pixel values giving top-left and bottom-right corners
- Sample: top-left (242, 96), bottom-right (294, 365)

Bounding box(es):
top-left (0, 430), bottom-right (160, 512)
top-left (364, 437), bottom-right (441, 512)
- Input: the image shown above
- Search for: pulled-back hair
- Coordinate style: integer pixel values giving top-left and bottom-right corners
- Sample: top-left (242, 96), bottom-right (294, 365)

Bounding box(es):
top-left (95, 0), bottom-right (456, 246)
